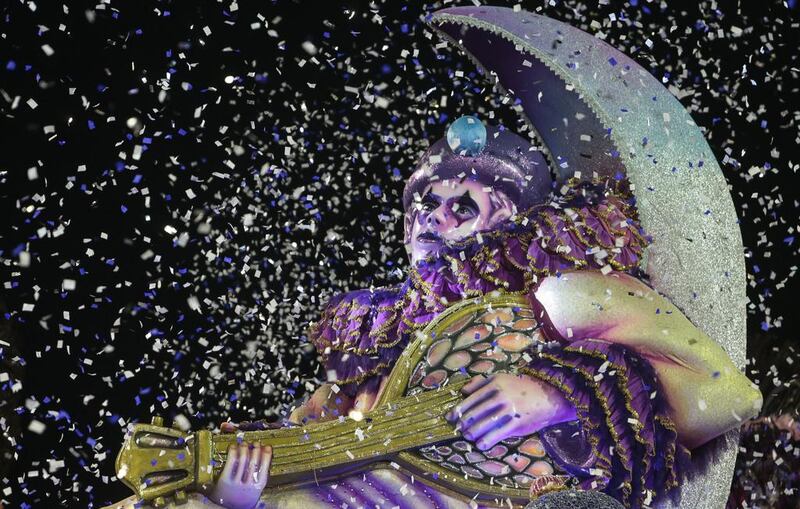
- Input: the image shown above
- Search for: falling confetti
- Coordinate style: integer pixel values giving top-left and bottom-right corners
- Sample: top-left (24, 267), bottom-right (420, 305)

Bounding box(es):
top-left (0, 1), bottom-right (797, 508)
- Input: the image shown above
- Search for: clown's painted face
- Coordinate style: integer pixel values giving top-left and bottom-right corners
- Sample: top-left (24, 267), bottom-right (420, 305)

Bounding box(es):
top-left (404, 179), bottom-right (513, 265)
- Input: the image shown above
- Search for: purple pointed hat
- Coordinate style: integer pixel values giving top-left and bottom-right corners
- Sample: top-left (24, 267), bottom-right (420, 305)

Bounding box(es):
top-left (403, 116), bottom-right (553, 212)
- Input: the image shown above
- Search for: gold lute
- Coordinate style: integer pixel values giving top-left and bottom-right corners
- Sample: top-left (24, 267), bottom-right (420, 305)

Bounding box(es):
top-left (114, 294), bottom-right (537, 507)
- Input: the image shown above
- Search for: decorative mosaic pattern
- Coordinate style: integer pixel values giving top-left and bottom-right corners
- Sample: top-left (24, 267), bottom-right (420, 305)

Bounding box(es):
top-left (406, 305), bottom-right (568, 489)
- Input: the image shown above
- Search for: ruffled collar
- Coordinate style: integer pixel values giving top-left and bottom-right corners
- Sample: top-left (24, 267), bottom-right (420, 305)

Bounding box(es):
top-left (310, 184), bottom-right (650, 387)
top-left (404, 190), bottom-right (648, 323)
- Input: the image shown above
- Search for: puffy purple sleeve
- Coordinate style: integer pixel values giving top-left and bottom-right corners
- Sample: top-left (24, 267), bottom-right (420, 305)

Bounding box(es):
top-left (308, 286), bottom-right (409, 398)
top-left (520, 335), bottom-right (692, 508)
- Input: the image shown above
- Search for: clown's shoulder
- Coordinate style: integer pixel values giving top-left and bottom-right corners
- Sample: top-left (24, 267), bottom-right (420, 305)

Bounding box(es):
top-left (309, 285), bottom-right (406, 349)
top-left (307, 284), bottom-right (410, 393)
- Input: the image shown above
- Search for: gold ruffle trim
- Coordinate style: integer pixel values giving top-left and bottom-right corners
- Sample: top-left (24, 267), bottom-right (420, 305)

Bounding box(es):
top-left (518, 366), bottom-right (613, 491)
top-left (565, 344), bottom-right (683, 503)
top-left (564, 345), bottom-right (650, 507)
top-left (538, 352), bottom-right (634, 506)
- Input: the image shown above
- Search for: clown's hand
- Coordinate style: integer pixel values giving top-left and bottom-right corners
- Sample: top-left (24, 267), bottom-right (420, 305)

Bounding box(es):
top-left (207, 442), bottom-right (271, 509)
top-left (445, 374), bottom-right (576, 451)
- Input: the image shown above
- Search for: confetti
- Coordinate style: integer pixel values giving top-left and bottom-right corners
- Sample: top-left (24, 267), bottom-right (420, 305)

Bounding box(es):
top-left (0, 1), bottom-right (797, 508)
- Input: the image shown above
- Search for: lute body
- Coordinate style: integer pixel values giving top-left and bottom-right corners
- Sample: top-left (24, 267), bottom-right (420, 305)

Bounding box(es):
top-left (115, 294), bottom-right (565, 507)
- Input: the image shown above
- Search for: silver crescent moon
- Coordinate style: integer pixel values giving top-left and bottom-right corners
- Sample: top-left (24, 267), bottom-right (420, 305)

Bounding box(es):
top-left (429, 6), bottom-right (745, 508)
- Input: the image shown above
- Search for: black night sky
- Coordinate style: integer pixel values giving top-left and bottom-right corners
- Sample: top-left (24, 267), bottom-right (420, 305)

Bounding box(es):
top-left (1, 1), bottom-right (798, 507)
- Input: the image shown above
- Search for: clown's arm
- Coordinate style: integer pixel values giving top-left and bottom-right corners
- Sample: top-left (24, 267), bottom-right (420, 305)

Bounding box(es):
top-left (287, 374), bottom-right (387, 424)
top-left (534, 270), bottom-right (762, 449)
top-left (287, 383), bottom-right (354, 425)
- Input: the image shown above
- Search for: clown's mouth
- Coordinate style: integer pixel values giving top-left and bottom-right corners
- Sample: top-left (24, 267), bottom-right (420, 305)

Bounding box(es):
top-left (417, 232), bottom-right (442, 244)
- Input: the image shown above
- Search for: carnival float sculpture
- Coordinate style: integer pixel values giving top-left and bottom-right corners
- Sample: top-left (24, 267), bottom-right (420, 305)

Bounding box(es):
top-left (106, 6), bottom-right (761, 509)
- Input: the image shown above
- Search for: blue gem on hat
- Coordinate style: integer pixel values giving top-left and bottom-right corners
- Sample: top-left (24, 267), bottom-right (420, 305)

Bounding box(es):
top-left (446, 115), bottom-right (487, 157)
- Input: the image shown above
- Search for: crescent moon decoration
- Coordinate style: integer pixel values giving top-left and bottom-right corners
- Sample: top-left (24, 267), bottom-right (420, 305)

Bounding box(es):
top-left (428, 6), bottom-right (745, 509)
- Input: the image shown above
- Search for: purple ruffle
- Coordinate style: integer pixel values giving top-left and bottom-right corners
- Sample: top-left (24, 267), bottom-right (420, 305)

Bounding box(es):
top-left (309, 287), bottom-right (409, 396)
top-left (521, 340), bottom-right (691, 508)
top-left (309, 185), bottom-right (650, 397)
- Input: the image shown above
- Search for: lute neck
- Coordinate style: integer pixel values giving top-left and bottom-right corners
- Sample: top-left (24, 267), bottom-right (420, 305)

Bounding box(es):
top-left (115, 378), bottom-right (465, 505)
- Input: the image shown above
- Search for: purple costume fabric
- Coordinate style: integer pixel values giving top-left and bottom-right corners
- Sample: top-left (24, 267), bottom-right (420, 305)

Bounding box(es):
top-left (308, 180), bottom-right (690, 508)
top-left (521, 341), bottom-right (693, 508)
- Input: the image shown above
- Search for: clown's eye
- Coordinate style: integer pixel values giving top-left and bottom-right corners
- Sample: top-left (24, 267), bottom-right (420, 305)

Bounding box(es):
top-left (421, 196), bottom-right (439, 212)
top-left (453, 204), bottom-right (477, 217)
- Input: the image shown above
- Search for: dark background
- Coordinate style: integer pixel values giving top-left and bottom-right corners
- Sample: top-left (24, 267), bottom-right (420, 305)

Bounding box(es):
top-left (0, 0), bottom-right (798, 507)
